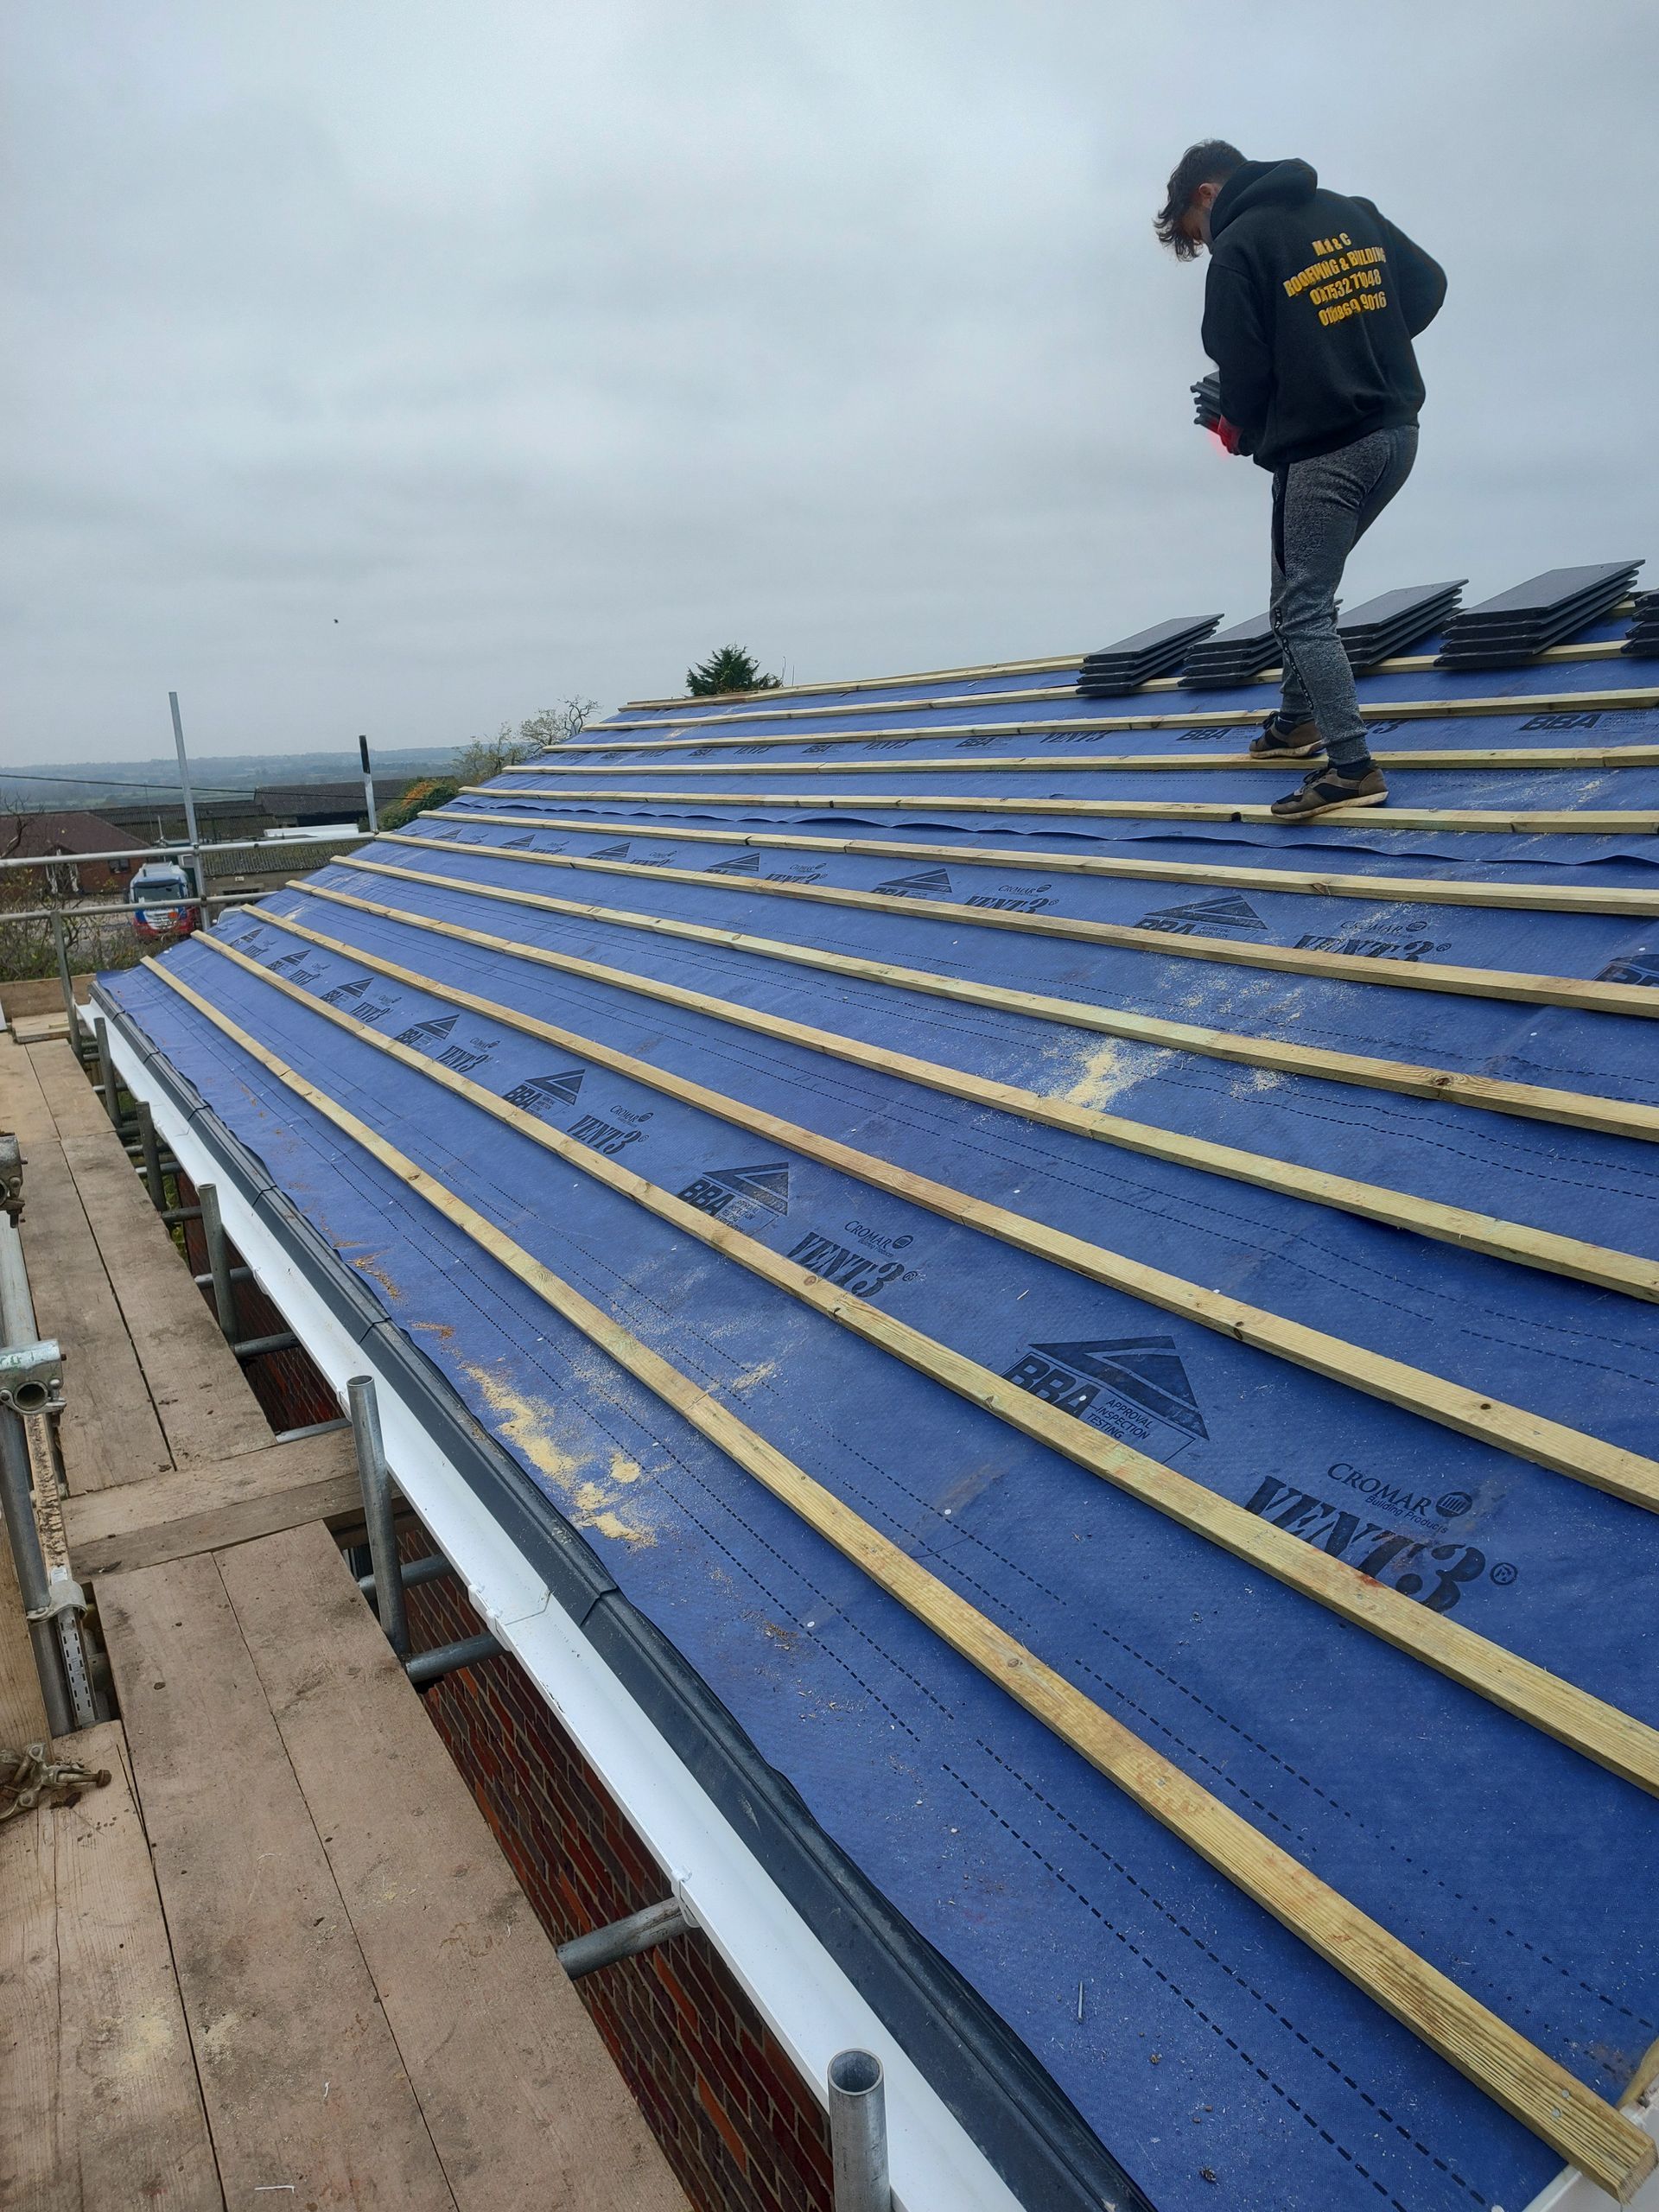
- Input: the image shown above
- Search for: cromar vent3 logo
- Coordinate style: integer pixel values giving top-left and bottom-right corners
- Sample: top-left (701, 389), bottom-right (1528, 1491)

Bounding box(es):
top-left (1244, 1470), bottom-right (1516, 1616)
top-left (569, 1113), bottom-right (644, 1157)
top-left (1004, 1337), bottom-right (1208, 1453)
top-left (785, 1228), bottom-right (919, 1300)
top-left (963, 881), bottom-right (1052, 913)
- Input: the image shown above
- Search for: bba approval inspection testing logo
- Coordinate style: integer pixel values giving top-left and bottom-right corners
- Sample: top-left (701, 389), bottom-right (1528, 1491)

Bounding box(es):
top-left (1003, 1336), bottom-right (1208, 1453)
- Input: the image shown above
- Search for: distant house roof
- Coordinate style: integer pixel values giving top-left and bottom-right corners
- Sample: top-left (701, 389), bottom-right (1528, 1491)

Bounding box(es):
top-left (0, 809), bottom-right (147, 861)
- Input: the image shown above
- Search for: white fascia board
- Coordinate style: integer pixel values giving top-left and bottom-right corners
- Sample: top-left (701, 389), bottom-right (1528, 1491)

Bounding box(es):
top-left (105, 1017), bottom-right (1026, 2212)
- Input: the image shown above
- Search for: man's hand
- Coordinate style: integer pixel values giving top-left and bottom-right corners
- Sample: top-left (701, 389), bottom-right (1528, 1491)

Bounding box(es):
top-left (1192, 372), bottom-right (1244, 454)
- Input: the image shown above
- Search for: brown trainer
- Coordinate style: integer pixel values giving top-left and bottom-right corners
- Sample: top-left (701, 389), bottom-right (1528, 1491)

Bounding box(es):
top-left (1269, 766), bottom-right (1389, 820)
top-left (1249, 714), bottom-right (1325, 760)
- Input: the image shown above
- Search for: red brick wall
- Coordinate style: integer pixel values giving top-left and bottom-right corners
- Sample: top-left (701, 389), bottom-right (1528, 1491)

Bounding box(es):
top-left (404, 1549), bottom-right (836, 2212)
top-left (172, 1166), bottom-right (345, 1432)
top-left (159, 1160), bottom-right (834, 2212)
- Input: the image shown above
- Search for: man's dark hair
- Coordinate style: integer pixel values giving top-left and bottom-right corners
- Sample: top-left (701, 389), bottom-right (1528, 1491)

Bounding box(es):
top-left (1154, 140), bottom-right (1246, 259)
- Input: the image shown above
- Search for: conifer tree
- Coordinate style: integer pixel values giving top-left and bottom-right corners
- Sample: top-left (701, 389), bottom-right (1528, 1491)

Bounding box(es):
top-left (685, 645), bottom-right (780, 696)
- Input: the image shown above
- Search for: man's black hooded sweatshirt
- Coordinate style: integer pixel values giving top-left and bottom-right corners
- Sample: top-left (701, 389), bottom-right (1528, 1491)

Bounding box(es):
top-left (1202, 159), bottom-right (1446, 471)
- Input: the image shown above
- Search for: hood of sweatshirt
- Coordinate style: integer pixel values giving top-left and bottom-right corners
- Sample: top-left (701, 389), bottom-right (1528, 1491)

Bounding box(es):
top-left (1210, 158), bottom-right (1318, 240)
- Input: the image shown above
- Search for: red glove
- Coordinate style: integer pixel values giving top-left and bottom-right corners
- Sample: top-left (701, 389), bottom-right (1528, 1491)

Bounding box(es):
top-left (1191, 375), bottom-right (1245, 455)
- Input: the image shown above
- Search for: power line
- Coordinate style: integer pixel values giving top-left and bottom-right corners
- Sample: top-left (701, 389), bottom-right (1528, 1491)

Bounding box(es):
top-left (0, 766), bottom-right (254, 797)
top-left (0, 761), bottom-right (451, 800)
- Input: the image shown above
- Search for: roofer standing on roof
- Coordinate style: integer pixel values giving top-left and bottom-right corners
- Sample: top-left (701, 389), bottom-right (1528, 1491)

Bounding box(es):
top-left (1157, 145), bottom-right (1446, 820)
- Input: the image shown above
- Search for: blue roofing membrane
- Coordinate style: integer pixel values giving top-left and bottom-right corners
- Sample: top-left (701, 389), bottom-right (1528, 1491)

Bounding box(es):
top-left (104, 621), bottom-right (1659, 2212)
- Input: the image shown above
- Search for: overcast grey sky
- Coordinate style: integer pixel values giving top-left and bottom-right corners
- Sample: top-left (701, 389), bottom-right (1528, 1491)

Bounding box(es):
top-left (5, 1), bottom-right (1654, 765)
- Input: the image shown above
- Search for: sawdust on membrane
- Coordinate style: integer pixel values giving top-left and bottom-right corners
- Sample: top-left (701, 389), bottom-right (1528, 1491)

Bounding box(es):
top-left (1052, 1036), bottom-right (1147, 1112)
top-left (460, 1358), bottom-right (658, 1547)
